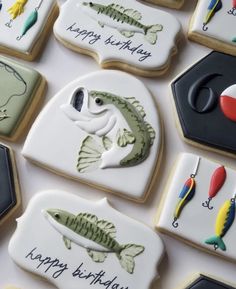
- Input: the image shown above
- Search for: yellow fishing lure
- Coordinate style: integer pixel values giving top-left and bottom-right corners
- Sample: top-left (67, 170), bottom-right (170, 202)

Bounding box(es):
top-left (8, 0), bottom-right (28, 19)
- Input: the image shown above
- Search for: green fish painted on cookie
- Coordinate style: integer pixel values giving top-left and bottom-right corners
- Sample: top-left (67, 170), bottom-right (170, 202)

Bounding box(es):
top-left (43, 209), bottom-right (145, 274)
top-left (81, 2), bottom-right (163, 45)
top-left (61, 87), bottom-right (156, 172)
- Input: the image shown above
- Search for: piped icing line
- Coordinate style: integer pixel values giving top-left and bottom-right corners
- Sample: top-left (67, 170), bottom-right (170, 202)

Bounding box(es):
top-left (202, 166), bottom-right (226, 210)
top-left (202, 0), bottom-right (222, 31)
top-left (227, 0), bottom-right (236, 16)
top-left (205, 194), bottom-right (236, 251)
top-left (172, 156), bottom-right (200, 228)
top-left (5, 0), bottom-right (28, 28)
top-left (16, 0), bottom-right (44, 41)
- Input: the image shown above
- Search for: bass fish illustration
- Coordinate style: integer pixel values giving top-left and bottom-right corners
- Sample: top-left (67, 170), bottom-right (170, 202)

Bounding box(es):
top-left (81, 2), bottom-right (163, 45)
top-left (43, 209), bottom-right (145, 274)
top-left (205, 195), bottom-right (236, 251)
top-left (61, 87), bottom-right (155, 172)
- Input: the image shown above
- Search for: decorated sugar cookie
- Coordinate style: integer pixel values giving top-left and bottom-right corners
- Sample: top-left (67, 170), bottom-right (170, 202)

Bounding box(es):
top-left (178, 274), bottom-right (236, 289)
top-left (0, 0), bottom-right (58, 60)
top-left (188, 0), bottom-right (236, 56)
top-left (22, 70), bottom-right (162, 201)
top-left (142, 0), bottom-right (184, 9)
top-left (9, 190), bottom-right (164, 289)
top-left (0, 55), bottom-right (46, 141)
top-left (0, 143), bottom-right (21, 227)
top-left (53, 0), bottom-right (182, 77)
top-left (156, 153), bottom-right (236, 262)
top-left (171, 51), bottom-right (236, 158)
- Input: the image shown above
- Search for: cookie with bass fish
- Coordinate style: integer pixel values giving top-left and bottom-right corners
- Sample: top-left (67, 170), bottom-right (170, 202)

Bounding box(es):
top-left (9, 190), bottom-right (164, 289)
top-left (22, 70), bottom-right (162, 202)
top-left (54, 0), bottom-right (182, 77)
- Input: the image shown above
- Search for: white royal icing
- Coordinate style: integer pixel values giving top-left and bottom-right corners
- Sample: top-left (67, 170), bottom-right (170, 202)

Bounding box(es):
top-left (0, 0), bottom-right (55, 55)
top-left (142, 0), bottom-right (184, 9)
top-left (190, 0), bottom-right (236, 48)
top-left (22, 70), bottom-right (162, 201)
top-left (53, 0), bottom-right (181, 72)
top-left (9, 190), bottom-right (164, 289)
top-left (157, 153), bottom-right (236, 261)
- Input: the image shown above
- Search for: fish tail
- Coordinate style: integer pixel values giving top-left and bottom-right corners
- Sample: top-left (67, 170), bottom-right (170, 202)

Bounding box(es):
top-left (117, 244), bottom-right (144, 274)
top-left (144, 24), bottom-right (163, 45)
top-left (205, 235), bottom-right (226, 251)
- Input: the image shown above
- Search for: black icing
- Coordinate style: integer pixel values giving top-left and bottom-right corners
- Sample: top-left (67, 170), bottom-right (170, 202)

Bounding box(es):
top-left (71, 88), bottom-right (84, 112)
top-left (186, 275), bottom-right (235, 289)
top-left (0, 144), bottom-right (17, 219)
top-left (171, 51), bottom-right (236, 154)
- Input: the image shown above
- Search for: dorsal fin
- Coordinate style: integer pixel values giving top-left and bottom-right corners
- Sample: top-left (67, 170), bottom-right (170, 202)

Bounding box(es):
top-left (145, 122), bottom-right (156, 145)
top-left (125, 97), bottom-right (146, 118)
top-left (97, 219), bottom-right (116, 237)
top-left (124, 9), bottom-right (142, 20)
top-left (78, 213), bottom-right (98, 223)
top-left (110, 4), bottom-right (125, 13)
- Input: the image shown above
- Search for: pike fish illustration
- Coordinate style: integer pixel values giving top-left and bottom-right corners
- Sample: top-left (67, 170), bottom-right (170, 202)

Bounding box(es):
top-left (205, 195), bottom-right (236, 251)
top-left (81, 2), bottom-right (163, 45)
top-left (43, 209), bottom-right (145, 274)
top-left (61, 87), bottom-right (155, 172)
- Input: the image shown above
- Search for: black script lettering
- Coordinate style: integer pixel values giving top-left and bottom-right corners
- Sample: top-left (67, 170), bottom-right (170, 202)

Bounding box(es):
top-left (104, 36), bottom-right (152, 62)
top-left (25, 247), bottom-right (68, 279)
top-left (66, 23), bottom-right (101, 44)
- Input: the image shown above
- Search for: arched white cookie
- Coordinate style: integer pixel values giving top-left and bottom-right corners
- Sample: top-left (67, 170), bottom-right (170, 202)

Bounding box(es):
top-left (22, 70), bottom-right (162, 202)
top-left (53, 0), bottom-right (182, 76)
top-left (9, 190), bottom-right (164, 289)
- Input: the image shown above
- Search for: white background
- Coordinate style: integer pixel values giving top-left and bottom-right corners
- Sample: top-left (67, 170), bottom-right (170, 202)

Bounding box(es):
top-left (1, 1), bottom-right (236, 288)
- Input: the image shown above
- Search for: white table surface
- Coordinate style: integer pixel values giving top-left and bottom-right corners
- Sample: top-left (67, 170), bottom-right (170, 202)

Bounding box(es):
top-left (1, 1), bottom-right (236, 289)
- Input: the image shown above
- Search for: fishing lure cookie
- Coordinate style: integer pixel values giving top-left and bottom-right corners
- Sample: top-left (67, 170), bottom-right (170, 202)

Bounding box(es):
top-left (22, 70), bottom-right (162, 202)
top-left (0, 143), bottom-right (21, 227)
top-left (53, 0), bottom-right (182, 77)
top-left (188, 0), bottom-right (236, 56)
top-left (9, 190), bottom-right (164, 289)
top-left (0, 56), bottom-right (46, 141)
top-left (0, 0), bottom-right (58, 60)
top-left (142, 0), bottom-right (184, 9)
top-left (177, 274), bottom-right (236, 289)
top-left (171, 51), bottom-right (236, 158)
top-left (156, 153), bottom-right (236, 262)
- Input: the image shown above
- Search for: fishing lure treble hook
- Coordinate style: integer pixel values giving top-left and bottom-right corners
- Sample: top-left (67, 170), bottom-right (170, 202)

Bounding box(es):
top-left (228, 8), bottom-right (236, 16)
top-left (5, 19), bottom-right (13, 28)
top-left (202, 198), bottom-right (214, 210)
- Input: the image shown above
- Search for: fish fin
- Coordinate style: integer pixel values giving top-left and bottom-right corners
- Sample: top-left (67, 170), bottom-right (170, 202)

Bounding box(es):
top-left (124, 9), bottom-right (142, 20)
top-left (110, 4), bottom-right (125, 13)
top-left (205, 236), bottom-right (226, 251)
top-left (117, 129), bottom-right (136, 147)
top-left (77, 136), bottom-right (105, 173)
top-left (63, 236), bottom-right (71, 250)
top-left (97, 220), bottom-right (116, 237)
top-left (145, 24), bottom-right (163, 45)
top-left (118, 244), bottom-right (145, 274)
top-left (98, 21), bottom-right (104, 28)
top-left (145, 122), bottom-right (156, 145)
top-left (102, 136), bottom-right (112, 151)
top-left (87, 249), bottom-right (107, 262)
top-left (77, 213), bottom-right (98, 223)
top-left (120, 30), bottom-right (135, 38)
top-left (125, 97), bottom-right (146, 118)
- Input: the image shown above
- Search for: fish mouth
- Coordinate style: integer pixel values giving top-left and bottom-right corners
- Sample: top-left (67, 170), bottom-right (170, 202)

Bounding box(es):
top-left (70, 87), bottom-right (87, 112)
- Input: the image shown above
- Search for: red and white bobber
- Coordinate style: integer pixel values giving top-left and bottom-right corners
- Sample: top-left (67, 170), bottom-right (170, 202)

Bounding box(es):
top-left (220, 84), bottom-right (236, 122)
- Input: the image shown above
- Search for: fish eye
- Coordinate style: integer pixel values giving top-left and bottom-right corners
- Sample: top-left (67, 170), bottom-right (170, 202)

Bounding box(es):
top-left (54, 213), bottom-right (60, 219)
top-left (89, 2), bottom-right (93, 6)
top-left (95, 97), bottom-right (103, 106)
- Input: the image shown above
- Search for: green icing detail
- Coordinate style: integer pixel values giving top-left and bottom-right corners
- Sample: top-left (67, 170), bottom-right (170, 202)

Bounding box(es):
top-left (46, 209), bottom-right (145, 274)
top-left (0, 56), bottom-right (41, 137)
top-left (117, 128), bottom-right (136, 147)
top-left (89, 91), bottom-right (156, 167)
top-left (232, 37), bottom-right (236, 43)
top-left (82, 2), bottom-right (163, 45)
top-left (17, 9), bottom-right (38, 40)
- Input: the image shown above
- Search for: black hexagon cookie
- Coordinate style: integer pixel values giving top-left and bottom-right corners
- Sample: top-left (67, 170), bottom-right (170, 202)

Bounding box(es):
top-left (171, 51), bottom-right (236, 157)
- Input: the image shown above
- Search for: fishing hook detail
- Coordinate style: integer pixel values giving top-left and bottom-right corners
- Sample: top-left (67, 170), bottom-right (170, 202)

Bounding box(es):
top-left (228, 8), bottom-right (236, 16)
top-left (202, 23), bottom-right (208, 31)
top-left (202, 198), bottom-right (214, 210)
top-left (172, 217), bottom-right (179, 228)
top-left (5, 19), bottom-right (13, 28)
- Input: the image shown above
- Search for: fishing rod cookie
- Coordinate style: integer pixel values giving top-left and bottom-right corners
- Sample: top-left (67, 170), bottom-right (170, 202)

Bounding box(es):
top-left (156, 153), bottom-right (236, 262)
top-left (142, 0), bottom-right (184, 9)
top-left (188, 0), bottom-right (236, 56)
top-left (22, 70), bottom-right (163, 202)
top-left (9, 190), bottom-right (164, 289)
top-left (0, 143), bottom-right (21, 228)
top-left (53, 0), bottom-right (182, 77)
top-left (0, 55), bottom-right (46, 141)
top-left (0, 0), bottom-right (58, 61)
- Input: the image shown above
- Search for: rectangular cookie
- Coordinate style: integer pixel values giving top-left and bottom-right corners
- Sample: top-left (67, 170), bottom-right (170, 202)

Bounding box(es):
top-left (156, 153), bottom-right (236, 263)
